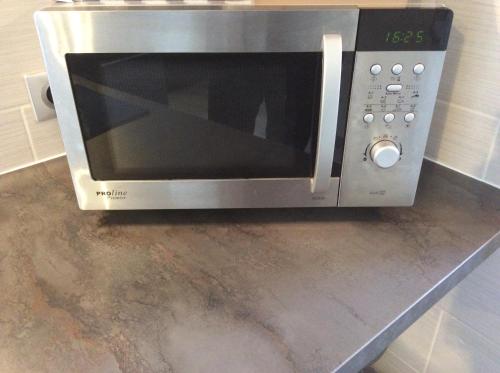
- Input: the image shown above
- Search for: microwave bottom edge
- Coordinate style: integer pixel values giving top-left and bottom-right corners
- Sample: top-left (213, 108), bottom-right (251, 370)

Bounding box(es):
top-left (72, 177), bottom-right (417, 210)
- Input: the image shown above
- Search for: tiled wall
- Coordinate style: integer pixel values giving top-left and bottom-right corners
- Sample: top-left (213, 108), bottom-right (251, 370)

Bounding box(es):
top-left (0, 0), bottom-right (499, 187)
top-left (0, 0), bottom-right (64, 175)
top-left (425, 0), bottom-right (500, 187)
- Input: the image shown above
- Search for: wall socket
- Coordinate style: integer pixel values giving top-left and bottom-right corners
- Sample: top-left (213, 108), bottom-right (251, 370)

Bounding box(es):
top-left (24, 72), bottom-right (57, 122)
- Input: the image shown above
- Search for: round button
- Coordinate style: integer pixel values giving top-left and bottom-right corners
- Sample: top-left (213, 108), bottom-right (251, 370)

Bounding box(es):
top-left (413, 63), bottom-right (425, 75)
top-left (370, 140), bottom-right (400, 169)
top-left (363, 113), bottom-right (374, 123)
top-left (391, 64), bottom-right (403, 75)
top-left (384, 113), bottom-right (395, 123)
top-left (370, 64), bottom-right (382, 75)
top-left (404, 112), bottom-right (415, 123)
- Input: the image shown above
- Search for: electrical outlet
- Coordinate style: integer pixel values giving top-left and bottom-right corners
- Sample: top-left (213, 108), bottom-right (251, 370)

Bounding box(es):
top-left (24, 72), bottom-right (57, 122)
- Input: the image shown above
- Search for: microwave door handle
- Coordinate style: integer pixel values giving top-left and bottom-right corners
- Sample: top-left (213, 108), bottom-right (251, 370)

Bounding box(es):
top-left (311, 34), bottom-right (342, 193)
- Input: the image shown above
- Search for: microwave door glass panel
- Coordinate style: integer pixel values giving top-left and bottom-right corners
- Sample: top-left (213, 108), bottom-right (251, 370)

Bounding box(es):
top-left (66, 53), bottom-right (322, 180)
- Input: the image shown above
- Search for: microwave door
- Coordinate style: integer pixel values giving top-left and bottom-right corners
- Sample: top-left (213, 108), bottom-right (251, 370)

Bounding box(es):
top-left (66, 52), bottom-right (326, 182)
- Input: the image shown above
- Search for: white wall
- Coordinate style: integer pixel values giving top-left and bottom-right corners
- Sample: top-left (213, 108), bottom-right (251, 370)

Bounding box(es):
top-left (0, 0), bottom-right (498, 187)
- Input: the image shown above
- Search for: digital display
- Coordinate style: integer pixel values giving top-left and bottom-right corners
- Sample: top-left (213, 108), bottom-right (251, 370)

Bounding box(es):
top-left (385, 31), bottom-right (425, 45)
top-left (356, 9), bottom-right (453, 51)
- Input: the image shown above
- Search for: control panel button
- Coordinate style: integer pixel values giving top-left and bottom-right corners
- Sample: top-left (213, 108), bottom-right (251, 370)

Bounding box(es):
top-left (384, 113), bottom-right (395, 123)
top-left (413, 63), bottom-right (425, 75)
top-left (370, 64), bottom-right (382, 75)
top-left (386, 84), bottom-right (402, 92)
top-left (391, 64), bottom-right (403, 75)
top-left (363, 113), bottom-right (374, 123)
top-left (370, 140), bottom-right (400, 169)
top-left (404, 112), bottom-right (415, 122)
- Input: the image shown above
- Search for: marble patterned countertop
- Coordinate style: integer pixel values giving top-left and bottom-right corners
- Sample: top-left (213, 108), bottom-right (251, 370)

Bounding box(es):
top-left (0, 158), bottom-right (499, 373)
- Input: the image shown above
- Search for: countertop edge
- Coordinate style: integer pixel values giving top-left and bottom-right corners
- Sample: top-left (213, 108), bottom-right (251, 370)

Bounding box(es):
top-left (333, 230), bottom-right (500, 373)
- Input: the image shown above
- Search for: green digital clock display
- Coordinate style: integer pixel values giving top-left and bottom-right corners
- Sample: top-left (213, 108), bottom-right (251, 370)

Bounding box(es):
top-left (385, 30), bottom-right (425, 44)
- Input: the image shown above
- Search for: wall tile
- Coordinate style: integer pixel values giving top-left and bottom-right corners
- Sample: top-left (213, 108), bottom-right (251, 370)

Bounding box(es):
top-left (21, 106), bottom-right (65, 161)
top-left (371, 349), bottom-right (418, 373)
top-left (384, 307), bottom-right (440, 373)
top-left (483, 127), bottom-right (500, 186)
top-left (425, 0), bottom-right (500, 187)
top-left (425, 100), bottom-right (499, 181)
top-left (436, 0), bottom-right (500, 118)
top-left (0, 0), bottom-right (52, 111)
top-left (374, 244), bottom-right (500, 373)
top-left (436, 248), bottom-right (500, 347)
top-left (0, 109), bottom-right (34, 173)
top-left (426, 312), bottom-right (500, 373)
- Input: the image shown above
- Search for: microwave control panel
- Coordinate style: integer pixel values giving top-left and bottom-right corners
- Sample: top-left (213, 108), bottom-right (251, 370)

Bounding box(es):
top-left (338, 50), bottom-right (446, 206)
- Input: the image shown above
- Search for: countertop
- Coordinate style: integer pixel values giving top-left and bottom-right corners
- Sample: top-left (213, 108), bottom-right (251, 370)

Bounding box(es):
top-left (0, 158), bottom-right (499, 373)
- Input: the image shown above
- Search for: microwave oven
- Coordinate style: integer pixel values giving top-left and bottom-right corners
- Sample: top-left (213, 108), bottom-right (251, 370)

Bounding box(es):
top-left (35, 2), bottom-right (453, 209)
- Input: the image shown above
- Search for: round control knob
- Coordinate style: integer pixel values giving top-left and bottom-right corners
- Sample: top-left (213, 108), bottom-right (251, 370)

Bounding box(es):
top-left (370, 140), bottom-right (400, 169)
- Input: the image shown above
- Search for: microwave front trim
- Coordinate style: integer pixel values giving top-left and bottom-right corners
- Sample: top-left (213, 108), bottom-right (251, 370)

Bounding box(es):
top-left (35, 8), bottom-right (359, 209)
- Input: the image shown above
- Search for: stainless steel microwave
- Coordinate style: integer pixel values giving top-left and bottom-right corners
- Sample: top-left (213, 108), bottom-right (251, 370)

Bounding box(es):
top-left (35, 2), bottom-right (453, 209)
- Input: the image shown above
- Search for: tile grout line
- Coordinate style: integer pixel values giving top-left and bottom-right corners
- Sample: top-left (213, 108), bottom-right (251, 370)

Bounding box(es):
top-left (422, 309), bottom-right (444, 373)
top-left (482, 123), bottom-right (499, 180)
top-left (424, 155), bottom-right (500, 189)
top-left (385, 350), bottom-right (420, 373)
top-left (0, 104), bottom-right (32, 115)
top-left (19, 106), bottom-right (38, 160)
top-left (0, 153), bottom-right (66, 176)
top-left (436, 98), bottom-right (498, 121)
top-left (437, 305), bottom-right (500, 353)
